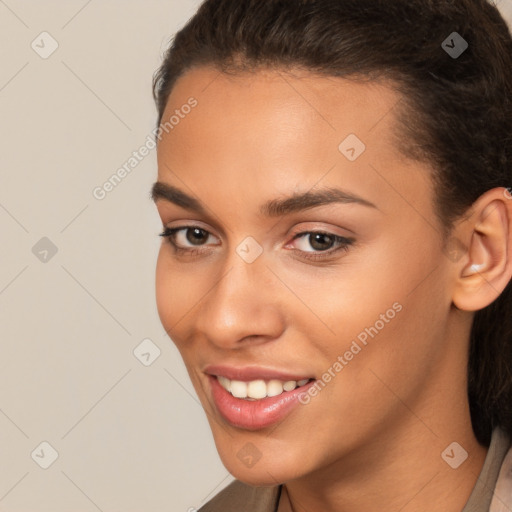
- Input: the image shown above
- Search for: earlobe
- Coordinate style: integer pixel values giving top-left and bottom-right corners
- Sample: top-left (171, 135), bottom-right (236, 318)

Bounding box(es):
top-left (452, 188), bottom-right (512, 312)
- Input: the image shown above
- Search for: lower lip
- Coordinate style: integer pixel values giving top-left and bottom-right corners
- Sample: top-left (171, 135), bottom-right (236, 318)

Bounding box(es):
top-left (208, 375), bottom-right (316, 430)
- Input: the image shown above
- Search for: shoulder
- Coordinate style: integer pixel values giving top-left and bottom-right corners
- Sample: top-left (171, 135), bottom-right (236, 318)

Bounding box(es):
top-left (198, 480), bottom-right (281, 512)
top-left (490, 441), bottom-right (512, 512)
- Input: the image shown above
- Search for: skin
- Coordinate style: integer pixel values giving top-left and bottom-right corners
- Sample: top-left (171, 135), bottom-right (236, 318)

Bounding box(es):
top-left (152, 66), bottom-right (512, 512)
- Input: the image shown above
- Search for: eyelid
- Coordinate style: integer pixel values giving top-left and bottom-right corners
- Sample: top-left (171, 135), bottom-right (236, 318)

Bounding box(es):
top-left (159, 224), bottom-right (355, 261)
top-left (160, 222), bottom-right (350, 244)
top-left (285, 223), bottom-right (352, 244)
top-left (286, 229), bottom-right (351, 246)
top-left (160, 225), bottom-right (220, 248)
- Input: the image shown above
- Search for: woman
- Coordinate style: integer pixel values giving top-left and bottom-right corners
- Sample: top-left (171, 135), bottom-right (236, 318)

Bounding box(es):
top-left (150, 0), bottom-right (512, 510)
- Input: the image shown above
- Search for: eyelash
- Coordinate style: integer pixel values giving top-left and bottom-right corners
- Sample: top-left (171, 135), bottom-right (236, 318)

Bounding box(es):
top-left (158, 226), bottom-right (355, 261)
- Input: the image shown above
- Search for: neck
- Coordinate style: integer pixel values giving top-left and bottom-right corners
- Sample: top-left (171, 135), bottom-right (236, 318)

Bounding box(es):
top-left (278, 395), bottom-right (487, 512)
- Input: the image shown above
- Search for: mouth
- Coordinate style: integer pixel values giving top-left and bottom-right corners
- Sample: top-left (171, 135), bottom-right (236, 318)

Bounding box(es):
top-left (216, 375), bottom-right (314, 400)
top-left (204, 366), bottom-right (317, 430)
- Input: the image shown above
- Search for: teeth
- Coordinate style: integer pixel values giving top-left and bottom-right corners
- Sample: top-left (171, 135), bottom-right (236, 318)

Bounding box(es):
top-left (267, 379), bottom-right (284, 397)
top-left (217, 376), bottom-right (311, 400)
top-left (218, 376), bottom-right (231, 392)
top-left (283, 380), bottom-right (297, 392)
top-left (230, 380), bottom-right (247, 398)
top-left (247, 380), bottom-right (267, 399)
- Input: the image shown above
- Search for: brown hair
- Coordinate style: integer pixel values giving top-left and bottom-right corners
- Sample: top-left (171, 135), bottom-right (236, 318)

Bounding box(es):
top-left (152, 0), bottom-right (512, 446)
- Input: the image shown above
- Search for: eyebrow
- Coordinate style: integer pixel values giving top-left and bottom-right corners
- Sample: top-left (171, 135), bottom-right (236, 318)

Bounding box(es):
top-left (150, 181), bottom-right (378, 217)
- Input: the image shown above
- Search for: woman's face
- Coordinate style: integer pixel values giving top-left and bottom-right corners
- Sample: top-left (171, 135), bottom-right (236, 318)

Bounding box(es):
top-left (153, 67), bottom-right (463, 485)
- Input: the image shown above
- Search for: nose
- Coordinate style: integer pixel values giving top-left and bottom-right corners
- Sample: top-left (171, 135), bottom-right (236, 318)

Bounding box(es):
top-left (193, 249), bottom-right (285, 349)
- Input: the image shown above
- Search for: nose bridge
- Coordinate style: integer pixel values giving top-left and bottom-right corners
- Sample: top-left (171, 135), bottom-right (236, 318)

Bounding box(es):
top-left (194, 240), bottom-right (284, 346)
top-left (214, 233), bottom-right (270, 302)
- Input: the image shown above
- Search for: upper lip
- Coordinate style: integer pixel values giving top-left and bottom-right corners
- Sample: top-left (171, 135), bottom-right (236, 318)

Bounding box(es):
top-left (204, 364), bottom-right (314, 382)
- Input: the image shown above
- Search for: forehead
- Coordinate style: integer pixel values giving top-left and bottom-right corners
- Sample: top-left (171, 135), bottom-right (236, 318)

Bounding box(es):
top-left (163, 65), bottom-right (405, 135)
top-left (156, 66), bottom-right (433, 219)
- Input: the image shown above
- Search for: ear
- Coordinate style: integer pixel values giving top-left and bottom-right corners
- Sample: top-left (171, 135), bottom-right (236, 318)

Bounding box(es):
top-left (452, 187), bottom-right (512, 311)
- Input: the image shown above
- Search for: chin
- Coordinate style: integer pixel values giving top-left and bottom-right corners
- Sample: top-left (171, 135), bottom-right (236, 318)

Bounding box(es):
top-left (215, 442), bottom-right (306, 487)
top-left (222, 462), bottom-right (288, 487)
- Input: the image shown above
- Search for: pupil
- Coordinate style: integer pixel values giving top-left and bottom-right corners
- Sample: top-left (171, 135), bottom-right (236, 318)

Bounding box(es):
top-left (187, 228), bottom-right (207, 245)
top-left (310, 233), bottom-right (333, 251)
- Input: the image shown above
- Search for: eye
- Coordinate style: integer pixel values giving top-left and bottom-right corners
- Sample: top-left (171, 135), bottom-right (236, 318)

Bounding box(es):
top-left (287, 231), bottom-right (355, 260)
top-left (159, 226), bottom-right (219, 254)
top-left (159, 226), bottom-right (355, 261)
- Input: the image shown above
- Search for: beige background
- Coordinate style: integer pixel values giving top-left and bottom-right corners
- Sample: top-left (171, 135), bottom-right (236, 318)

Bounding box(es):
top-left (0, 1), bottom-right (511, 510)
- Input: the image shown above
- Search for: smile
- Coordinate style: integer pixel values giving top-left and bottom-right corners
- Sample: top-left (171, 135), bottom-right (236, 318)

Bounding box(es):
top-left (206, 369), bottom-right (317, 430)
top-left (217, 376), bottom-right (312, 400)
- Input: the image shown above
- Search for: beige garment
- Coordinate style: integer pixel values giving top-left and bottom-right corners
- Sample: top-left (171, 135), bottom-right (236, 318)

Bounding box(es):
top-left (464, 428), bottom-right (511, 512)
top-left (199, 428), bottom-right (511, 512)
top-left (198, 480), bottom-right (280, 512)
top-left (489, 434), bottom-right (512, 512)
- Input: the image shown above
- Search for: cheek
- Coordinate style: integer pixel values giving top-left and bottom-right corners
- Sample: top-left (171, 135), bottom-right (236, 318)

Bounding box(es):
top-left (155, 248), bottom-right (169, 321)
top-left (270, 244), bottom-right (406, 348)
top-left (155, 247), bottom-right (216, 350)
top-left (296, 232), bottom-right (447, 375)
top-left (155, 247), bottom-right (184, 339)
top-left (313, 246), bottom-right (450, 412)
